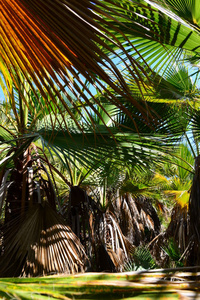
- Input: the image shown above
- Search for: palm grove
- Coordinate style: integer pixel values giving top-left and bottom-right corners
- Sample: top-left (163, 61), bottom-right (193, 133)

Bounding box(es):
top-left (0, 0), bottom-right (200, 277)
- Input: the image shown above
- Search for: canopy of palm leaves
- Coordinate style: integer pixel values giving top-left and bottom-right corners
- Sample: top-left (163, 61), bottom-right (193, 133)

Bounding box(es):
top-left (2, 0), bottom-right (200, 278)
top-left (0, 71), bottom-right (178, 276)
top-left (1, 59), bottom-right (200, 275)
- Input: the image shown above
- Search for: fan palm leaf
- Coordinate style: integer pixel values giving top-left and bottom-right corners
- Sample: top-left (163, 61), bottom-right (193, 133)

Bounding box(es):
top-left (0, 0), bottom-right (158, 129)
top-left (0, 202), bottom-right (87, 277)
top-left (99, 0), bottom-right (200, 91)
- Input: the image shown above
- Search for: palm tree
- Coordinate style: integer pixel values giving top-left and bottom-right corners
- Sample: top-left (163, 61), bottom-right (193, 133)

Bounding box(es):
top-left (1, 65), bottom-right (178, 275)
top-left (0, 73), bottom-right (91, 277)
top-left (107, 60), bottom-right (200, 267)
top-left (51, 100), bottom-right (168, 272)
top-left (149, 143), bottom-right (194, 265)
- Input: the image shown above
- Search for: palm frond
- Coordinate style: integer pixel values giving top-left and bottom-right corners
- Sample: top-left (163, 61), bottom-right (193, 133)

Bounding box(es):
top-left (1, 268), bottom-right (200, 299)
top-left (125, 245), bottom-right (157, 271)
top-left (0, 0), bottom-right (158, 128)
top-left (0, 202), bottom-right (87, 277)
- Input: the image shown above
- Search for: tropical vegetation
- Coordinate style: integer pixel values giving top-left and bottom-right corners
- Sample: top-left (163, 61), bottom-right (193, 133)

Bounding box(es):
top-left (1, 0), bottom-right (200, 298)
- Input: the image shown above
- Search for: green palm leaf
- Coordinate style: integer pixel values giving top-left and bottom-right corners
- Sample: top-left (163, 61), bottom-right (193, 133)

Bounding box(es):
top-left (0, 0), bottom-right (157, 127)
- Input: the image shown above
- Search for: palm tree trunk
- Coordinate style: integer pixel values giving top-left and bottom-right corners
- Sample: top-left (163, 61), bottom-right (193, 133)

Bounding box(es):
top-left (187, 155), bottom-right (200, 265)
top-left (5, 155), bottom-right (24, 224)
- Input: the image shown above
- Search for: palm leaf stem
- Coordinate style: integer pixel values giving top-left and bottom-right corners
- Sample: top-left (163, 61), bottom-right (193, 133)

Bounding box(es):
top-left (39, 156), bottom-right (72, 188)
top-left (184, 132), bottom-right (196, 159)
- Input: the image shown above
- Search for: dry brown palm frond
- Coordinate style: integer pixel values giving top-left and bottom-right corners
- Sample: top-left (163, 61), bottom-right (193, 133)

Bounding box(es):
top-left (67, 186), bottom-right (94, 258)
top-left (66, 187), bottom-right (135, 272)
top-left (112, 194), bottom-right (160, 246)
top-left (147, 203), bottom-right (190, 268)
top-left (0, 202), bottom-right (87, 277)
top-left (98, 212), bottom-right (134, 272)
top-left (167, 203), bottom-right (189, 255)
top-left (4, 145), bottom-right (58, 224)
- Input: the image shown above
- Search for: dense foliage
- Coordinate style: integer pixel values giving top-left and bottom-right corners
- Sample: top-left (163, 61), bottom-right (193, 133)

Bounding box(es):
top-left (1, 0), bottom-right (200, 287)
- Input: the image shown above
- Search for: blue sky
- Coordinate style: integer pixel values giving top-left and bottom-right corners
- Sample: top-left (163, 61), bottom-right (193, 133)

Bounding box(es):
top-left (0, 86), bottom-right (4, 101)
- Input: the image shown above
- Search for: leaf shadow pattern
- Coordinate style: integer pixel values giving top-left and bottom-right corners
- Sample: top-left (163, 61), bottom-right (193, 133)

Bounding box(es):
top-left (0, 202), bottom-right (87, 277)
